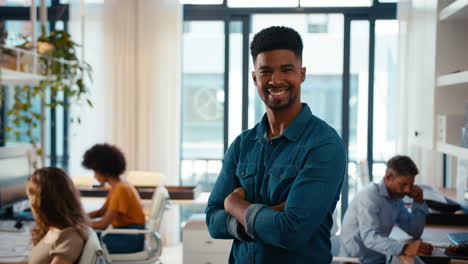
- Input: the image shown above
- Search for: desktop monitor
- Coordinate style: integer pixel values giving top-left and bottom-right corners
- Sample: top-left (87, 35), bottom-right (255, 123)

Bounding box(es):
top-left (0, 144), bottom-right (34, 218)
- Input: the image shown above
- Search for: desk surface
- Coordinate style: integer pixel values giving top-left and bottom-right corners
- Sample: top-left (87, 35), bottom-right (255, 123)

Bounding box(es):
top-left (0, 221), bottom-right (33, 264)
top-left (395, 225), bottom-right (468, 264)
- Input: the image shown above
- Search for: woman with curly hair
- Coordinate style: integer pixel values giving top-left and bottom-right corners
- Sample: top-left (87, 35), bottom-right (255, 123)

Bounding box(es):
top-left (27, 167), bottom-right (88, 264)
top-left (82, 143), bottom-right (145, 254)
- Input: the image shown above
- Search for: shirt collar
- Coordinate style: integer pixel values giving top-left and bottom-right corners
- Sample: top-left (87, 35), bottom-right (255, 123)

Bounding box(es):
top-left (256, 103), bottom-right (313, 143)
top-left (378, 179), bottom-right (392, 199)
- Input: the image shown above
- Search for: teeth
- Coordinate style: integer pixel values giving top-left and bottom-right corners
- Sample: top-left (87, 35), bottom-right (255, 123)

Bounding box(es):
top-left (269, 90), bottom-right (287, 96)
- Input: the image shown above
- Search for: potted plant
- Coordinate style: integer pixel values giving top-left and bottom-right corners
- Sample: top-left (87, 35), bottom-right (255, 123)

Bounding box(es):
top-left (2, 30), bottom-right (92, 167)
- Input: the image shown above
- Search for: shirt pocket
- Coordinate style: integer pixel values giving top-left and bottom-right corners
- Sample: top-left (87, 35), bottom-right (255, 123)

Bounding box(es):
top-left (268, 165), bottom-right (297, 202)
top-left (236, 163), bottom-right (256, 194)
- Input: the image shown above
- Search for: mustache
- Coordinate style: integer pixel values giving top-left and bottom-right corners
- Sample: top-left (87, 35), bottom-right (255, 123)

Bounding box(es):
top-left (266, 85), bottom-right (290, 90)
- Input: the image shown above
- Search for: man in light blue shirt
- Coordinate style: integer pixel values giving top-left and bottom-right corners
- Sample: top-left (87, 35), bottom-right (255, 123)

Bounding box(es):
top-left (339, 155), bottom-right (433, 264)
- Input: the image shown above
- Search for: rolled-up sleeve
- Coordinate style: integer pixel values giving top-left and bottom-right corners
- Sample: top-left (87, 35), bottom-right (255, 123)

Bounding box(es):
top-left (244, 203), bottom-right (267, 238)
top-left (206, 137), bottom-right (241, 239)
top-left (248, 138), bottom-right (346, 250)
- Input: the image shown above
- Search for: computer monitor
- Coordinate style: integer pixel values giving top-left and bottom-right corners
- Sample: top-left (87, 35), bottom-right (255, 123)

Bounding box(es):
top-left (0, 144), bottom-right (34, 219)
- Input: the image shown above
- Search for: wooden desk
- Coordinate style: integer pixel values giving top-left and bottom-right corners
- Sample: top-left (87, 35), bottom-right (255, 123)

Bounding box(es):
top-left (79, 185), bottom-right (202, 200)
top-left (395, 225), bottom-right (468, 264)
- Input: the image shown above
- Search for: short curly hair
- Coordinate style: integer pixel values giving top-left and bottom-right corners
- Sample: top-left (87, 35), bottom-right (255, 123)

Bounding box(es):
top-left (250, 26), bottom-right (303, 62)
top-left (82, 143), bottom-right (126, 178)
top-left (386, 155), bottom-right (419, 177)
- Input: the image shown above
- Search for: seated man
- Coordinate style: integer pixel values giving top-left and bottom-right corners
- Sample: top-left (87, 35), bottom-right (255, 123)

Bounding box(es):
top-left (339, 155), bottom-right (433, 263)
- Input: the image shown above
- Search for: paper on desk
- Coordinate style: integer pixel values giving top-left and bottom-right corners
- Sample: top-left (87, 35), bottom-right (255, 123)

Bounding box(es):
top-left (417, 184), bottom-right (447, 203)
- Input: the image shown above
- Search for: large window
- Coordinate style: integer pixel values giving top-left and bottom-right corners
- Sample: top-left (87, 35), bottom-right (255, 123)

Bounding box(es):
top-left (348, 20), bottom-right (370, 201)
top-left (181, 21), bottom-right (225, 192)
top-left (372, 20), bottom-right (399, 182)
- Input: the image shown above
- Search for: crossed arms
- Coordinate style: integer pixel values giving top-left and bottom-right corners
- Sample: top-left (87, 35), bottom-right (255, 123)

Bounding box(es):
top-left (205, 137), bottom-right (346, 250)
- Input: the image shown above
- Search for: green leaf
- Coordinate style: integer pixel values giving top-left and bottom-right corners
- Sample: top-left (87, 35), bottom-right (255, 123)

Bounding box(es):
top-left (36, 148), bottom-right (43, 156)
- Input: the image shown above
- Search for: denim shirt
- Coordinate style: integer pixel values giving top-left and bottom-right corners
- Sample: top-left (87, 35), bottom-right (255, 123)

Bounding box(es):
top-left (206, 104), bottom-right (346, 264)
top-left (339, 180), bottom-right (429, 264)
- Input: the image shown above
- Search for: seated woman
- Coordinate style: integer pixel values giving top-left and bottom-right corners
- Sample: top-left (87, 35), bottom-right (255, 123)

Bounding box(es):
top-left (27, 167), bottom-right (89, 264)
top-left (82, 143), bottom-right (145, 254)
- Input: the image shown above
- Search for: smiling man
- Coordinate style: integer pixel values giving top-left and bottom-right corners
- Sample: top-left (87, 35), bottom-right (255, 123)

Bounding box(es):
top-left (339, 155), bottom-right (433, 264)
top-left (205, 26), bottom-right (346, 263)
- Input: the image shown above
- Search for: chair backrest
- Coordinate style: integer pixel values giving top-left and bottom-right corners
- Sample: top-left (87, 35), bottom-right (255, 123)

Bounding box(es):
top-left (148, 185), bottom-right (170, 232)
top-left (125, 171), bottom-right (164, 187)
top-left (72, 174), bottom-right (95, 187)
top-left (78, 227), bottom-right (108, 264)
top-left (358, 160), bottom-right (370, 187)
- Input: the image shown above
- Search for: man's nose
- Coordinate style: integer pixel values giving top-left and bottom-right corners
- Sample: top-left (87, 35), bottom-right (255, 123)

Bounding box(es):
top-left (268, 72), bottom-right (285, 86)
top-left (404, 186), bottom-right (411, 193)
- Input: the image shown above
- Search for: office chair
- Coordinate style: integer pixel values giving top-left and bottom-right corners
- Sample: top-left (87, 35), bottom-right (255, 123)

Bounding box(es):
top-left (358, 160), bottom-right (370, 188)
top-left (100, 185), bottom-right (170, 264)
top-left (330, 211), bottom-right (361, 264)
top-left (78, 227), bottom-right (108, 264)
top-left (125, 171), bottom-right (165, 187)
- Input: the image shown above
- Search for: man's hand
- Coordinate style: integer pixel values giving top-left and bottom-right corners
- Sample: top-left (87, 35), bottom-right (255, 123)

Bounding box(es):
top-left (402, 240), bottom-right (433, 256)
top-left (231, 187), bottom-right (246, 200)
top-left (224, 187), bottom-right (246, 212)
top-left (269, 201), bottom-right (286, 211)
top-left (224, 187), bottom-right (250, 227)
top-left (407, 185), bottom-right (424, 204)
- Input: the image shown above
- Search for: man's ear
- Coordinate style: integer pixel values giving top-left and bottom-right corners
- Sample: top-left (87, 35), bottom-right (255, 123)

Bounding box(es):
top-left (252, 71), bottom-right (257, 84)
top-left (300, 67), bottom-right (306, 83)
top-left (384, 170), bottom-right (393, 182)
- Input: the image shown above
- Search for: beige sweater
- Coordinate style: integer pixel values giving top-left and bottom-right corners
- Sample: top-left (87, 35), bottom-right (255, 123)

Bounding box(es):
top-left (29, 227), bottom-right (85, 264)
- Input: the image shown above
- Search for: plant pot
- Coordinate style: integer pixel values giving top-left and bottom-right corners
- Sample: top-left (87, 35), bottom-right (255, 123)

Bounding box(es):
top-left (0, 52), bottom-right (18, 71)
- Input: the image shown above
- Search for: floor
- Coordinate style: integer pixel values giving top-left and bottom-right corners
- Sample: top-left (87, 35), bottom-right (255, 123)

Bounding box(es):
top-left (160, 244), bottom-right (183, 264)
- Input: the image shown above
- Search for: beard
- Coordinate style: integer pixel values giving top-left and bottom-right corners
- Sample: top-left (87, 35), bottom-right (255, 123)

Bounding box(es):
top-left (394, 192), bottom-right (407, 199)
top-left (262, 85), bottom-right (298, 111)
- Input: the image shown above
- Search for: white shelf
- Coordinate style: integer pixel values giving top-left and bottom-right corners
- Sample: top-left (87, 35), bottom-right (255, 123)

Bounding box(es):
top-left (436, 142), bottom-right (468, 160)
top-left (437, 71), bottom-right (468, 87)
top-left (440, 0), bottom-right (468, 21)
top-left (0, 68), bottom-right (45, 86)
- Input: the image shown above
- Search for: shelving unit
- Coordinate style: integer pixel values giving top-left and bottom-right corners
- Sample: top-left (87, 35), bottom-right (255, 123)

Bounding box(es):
top-left (0, 68), bottom-right (45, 86)
top-left (401, 0), bottom-right (468, 205)
top-left (435, 0), bottom-right (468, 159)
top-left (439, 0), bottom-right (468, 21)
top-left (437, 71), bottom-right (468, 87)
top-left (437, 142), bottom-right (468, 161)
top-left (403, 0), bottom-right (468, 157)
top-left (1, 45), bottom-right (74, 86)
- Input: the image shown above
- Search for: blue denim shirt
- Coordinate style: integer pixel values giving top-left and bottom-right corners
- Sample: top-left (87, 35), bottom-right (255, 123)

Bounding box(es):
top-left (206, 104), bottom-right (346, 264)
top-left (339, 180), bottom-right (429, 264)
